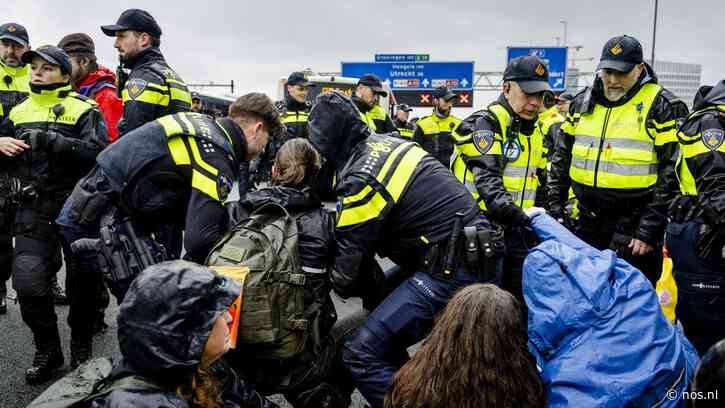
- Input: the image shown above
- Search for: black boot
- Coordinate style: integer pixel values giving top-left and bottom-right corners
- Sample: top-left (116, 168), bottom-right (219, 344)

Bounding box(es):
top-left (70, 339), bottom-right (92, 369)
top-left (0, 282), bottom-right (6, 314)
top-left (50, 276), bottom-right (68, 305)
top-left (25, 345), bottom-right (64, 384)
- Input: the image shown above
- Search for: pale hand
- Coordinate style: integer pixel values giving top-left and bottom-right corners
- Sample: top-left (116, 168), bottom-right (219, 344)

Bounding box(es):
top-left (0, 137), bottom-right (29, 157)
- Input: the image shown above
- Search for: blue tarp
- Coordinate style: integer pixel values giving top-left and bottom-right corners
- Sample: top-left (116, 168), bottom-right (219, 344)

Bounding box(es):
top-left (524, 213), bottom-right (700, 407)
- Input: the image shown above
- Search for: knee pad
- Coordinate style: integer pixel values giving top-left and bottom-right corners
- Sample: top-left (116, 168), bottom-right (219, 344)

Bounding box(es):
top-left (13, 253), bottom-right (52, 297)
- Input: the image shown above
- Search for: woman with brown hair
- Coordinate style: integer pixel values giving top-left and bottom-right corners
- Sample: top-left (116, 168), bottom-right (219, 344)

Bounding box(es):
top-left (385, 283), bottom-right (545, 408)
top-left (227, 137), bottom-right (364, 408)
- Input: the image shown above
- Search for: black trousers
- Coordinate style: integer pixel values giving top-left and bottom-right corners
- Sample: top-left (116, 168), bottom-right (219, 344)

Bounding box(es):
top-left (13, 194), bottom-right (98, 350)
top-left (0, 198), bottom-right (15, 285)
top-left (575, 205), bottom-right (662, 285)
top-left (666, 220), bottom-right (725, 355)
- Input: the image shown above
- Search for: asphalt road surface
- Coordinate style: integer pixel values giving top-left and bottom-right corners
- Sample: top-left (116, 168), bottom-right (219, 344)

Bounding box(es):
top-left (0, 266), bottom-right (370, 408)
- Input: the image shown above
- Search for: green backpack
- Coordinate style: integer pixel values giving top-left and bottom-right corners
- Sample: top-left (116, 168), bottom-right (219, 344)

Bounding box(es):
top-left (206, 203), bottom-right (309, 360)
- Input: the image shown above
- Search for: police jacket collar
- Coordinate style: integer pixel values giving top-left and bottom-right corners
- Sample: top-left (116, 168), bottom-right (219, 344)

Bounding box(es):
top-left (491, 93), bottom-right (536, 136)
top-left (0, 58), bottom-right (27, 76)
top-left (591, 62), bottom-right (657, 109)
top-left (28, 82), bottom-right (73, 105)
top-left (352, 95), bottom-right (372, 113)
top-left (285, 96), bottom-right (308, 112)
top-left (216, 117), bottom-right (247, 164)
top-left (393, 118), bottom-right (408, 128)
top-left (433, 106), bottom-right (450, 120)
top-left (124, 47), bottom-right (165, 70)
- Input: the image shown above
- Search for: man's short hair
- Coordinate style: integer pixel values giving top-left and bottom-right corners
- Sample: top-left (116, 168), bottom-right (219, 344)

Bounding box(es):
top-left (228, 93), bottom-right (283, 137)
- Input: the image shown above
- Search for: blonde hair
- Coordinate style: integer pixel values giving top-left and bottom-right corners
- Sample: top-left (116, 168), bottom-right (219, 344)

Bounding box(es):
top-left (272, 138), bottom-right (321, 188)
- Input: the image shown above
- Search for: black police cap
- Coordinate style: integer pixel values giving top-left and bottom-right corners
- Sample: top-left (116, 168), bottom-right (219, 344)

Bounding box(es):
top-left (21, 45), bottom-right (72, 75)
top-left (597, 35), bottom-right (643, 73)
top-left (0, 23), bottom-right (29, 47)
top-left (432, 86), bottom-right (457, 101)
top-left (287, 71), bottom-right (315, 87)
top-left (357, 74), bottom-right (388, 97)
top-left (101, 9), bottom-right (162, 38)
top-left (503, 55), bottom-right (552, 94)
top-left (397, 104), bottom-right (413, 112)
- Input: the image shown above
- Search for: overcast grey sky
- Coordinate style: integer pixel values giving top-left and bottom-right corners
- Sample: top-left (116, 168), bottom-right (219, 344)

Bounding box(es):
top-left (7, 0), bottom-right (725, 116)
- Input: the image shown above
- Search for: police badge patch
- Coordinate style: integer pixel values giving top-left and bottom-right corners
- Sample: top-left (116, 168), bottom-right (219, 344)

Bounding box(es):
top-left (702, 128), bottom-right (725, 151)
top-left (217, 173), bottom-right (233, 201)
top-left (502, 139), bottom-right (522, 161)
top-left (472, 130), bottom-right (494, 154)
top-left (126, 78), bottom-right (147, 100)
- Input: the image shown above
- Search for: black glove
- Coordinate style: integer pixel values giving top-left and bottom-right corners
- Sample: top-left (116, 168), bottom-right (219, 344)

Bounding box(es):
top-left (668, 195), bottom-right (699, 224)
top-left (547, 202), bottom-right (573, 229)
top-left (20, 129), bottom-right (56, 151)
top-left (502, 203), bottom-right (530, 227)
top-left (225, 200), bottom-right (247, 227)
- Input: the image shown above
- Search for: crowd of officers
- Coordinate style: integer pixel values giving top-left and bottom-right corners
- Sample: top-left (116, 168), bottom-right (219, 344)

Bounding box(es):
top-left (1, 6), bottom-right (725, 408)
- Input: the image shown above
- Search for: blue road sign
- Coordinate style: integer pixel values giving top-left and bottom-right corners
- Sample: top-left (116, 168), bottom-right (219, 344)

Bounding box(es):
top-left (375, 54), bottom-right (430, 62)
top-left (341, 61), bottom-right (474, 90)
top-left (506, 47), bottom-right (568, 92)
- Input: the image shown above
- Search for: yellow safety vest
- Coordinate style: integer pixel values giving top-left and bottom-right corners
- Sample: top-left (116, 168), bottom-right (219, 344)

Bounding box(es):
top-left (451, 104), bottom-right (546, 210)
top-left (359, 105), bottom-right (388, 132)
top-left (568, 83), bottom-right (662, 189)
top-left (9, 84), bottom-right (95, 127)
top-left (0, 61), bottom-right (30, 117)
top-left (537, 106), bottom-right (564, 137)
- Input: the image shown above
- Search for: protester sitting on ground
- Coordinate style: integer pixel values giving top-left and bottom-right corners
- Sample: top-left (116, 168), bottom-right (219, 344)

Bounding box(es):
top-left (523, 208), bottom-right (699, 407)
top-left (690, 338), bottom-right (725, 408)
top-left (385, 283), bottom-right (545, 408)
top-left (225, 138), bottom-right (363, 408)
top-left (88, 260), bottom-right (277, 408)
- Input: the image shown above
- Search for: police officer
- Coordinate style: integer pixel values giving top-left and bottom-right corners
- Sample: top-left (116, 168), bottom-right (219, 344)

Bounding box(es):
top-left (0, 22), bottom-right (31, 314)
top-left (191, 91), bottom-right (202, 112)
top-left (352, 74), bottom-right (396, 133)
top-left (251, 72), bottom-right (314, 186)
top-left (101, 8), bottom-right (192, 136)
top-left (548, 35), bottom-right (687, 284)
top-left (0, 45), bottom-right (108, 383)
top-left (307, 92), bottom-right (504, 408)
top-left (667, 80), bottom-right (725, 355)
top-left (56, 93), bottom-right (282, 301)
top-left (451, 55), bottom-right (550, 303)
top-left (556, 92), bottom-right (575, 116)
top-left (393, 103), bottom-right (414, 139)
top-left (538, 92), bottom-right (565, 160)
top-left (412, 86), bottom-right (462, 168)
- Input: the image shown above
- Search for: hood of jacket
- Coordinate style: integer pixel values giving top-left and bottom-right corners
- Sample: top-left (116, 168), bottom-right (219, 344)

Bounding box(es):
top-left (308, 91), bottom-right (371, 170)
top-left (77, 65), bottom-right (116, 90)
top-left (693, 80), bottom-right (725, 112)
top-left (117, 260), bottom-right (241, 386)
top-left (524, 213), bottom-right (699, 407)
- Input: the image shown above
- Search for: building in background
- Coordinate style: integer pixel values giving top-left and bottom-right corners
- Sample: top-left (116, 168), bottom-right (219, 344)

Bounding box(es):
top-left (648, 60), bottom-right (702, 108)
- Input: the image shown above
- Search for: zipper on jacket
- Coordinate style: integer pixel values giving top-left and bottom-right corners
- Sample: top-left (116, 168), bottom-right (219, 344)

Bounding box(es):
top-left (520, 136), bottom-right (532, 207)
top-left (592, 107), bottom-right (612, 189)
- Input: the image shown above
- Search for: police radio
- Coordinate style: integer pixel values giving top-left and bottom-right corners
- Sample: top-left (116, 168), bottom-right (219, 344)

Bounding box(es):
top-left (116, 61), bottom-right (128, 98)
